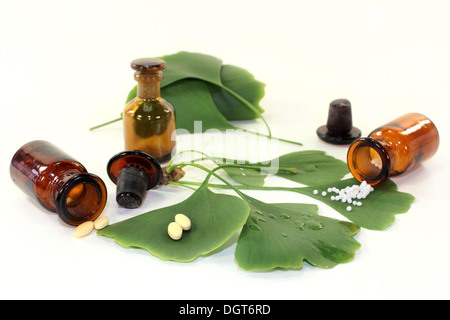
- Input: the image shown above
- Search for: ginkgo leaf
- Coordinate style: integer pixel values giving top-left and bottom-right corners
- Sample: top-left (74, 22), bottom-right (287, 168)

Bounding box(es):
top-left (209, 64), bottom-right (265, 120)
top-left (162, 79), bottom-right (238, 133)
top-left (95, 52), bottom-right (266, 133)
top-left (161, 51), bottom-right (223, 87)
top-left (295, 178), bottom-right (415, 230)
top-left (125, 52), bottom-right (266, 126)
top-left (97, 183), bottom-right (250, 262)
top-left (214, 151), bottom-right (349, 187)
top-left (234, 196), bottom-right (361, 271)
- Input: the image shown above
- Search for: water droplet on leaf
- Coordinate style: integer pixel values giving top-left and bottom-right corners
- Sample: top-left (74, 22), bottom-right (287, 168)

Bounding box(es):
top-left (305, 220), bottom-right (323, 230)
top-left (295, 221), bottom-right (305, 231)
top-left (249, 225), bottom-right (261, 231)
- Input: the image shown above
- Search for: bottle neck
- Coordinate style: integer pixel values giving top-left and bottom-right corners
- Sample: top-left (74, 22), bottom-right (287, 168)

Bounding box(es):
top-left (135, 72), bottom-right (162, 99)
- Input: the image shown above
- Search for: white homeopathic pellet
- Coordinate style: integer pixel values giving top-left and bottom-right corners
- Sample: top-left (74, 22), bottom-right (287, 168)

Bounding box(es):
top-left (313, 190), bottom-right (319, 195)
top-left (346, 206), bottom-right (352, 212)
top-left (74, 221), bottom-right (94, 238)
top-left (168, 222), bottom-right (183, 240)
top-left (175, 213), bottom-right (191, 231)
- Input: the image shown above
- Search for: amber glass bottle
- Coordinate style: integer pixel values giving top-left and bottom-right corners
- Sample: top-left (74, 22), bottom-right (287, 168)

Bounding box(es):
top-left (347, 113), bottom-right (439, 186)
top-left (10, 140), bottom-right (107, 226)
top-left (123, 58), bottom-right (176, 162)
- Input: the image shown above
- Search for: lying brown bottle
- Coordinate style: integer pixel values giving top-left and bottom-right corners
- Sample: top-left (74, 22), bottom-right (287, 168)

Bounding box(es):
top-left (347, 113), bottom-right (439, 186)
top-left (10, 140), bottom-right (107, 226)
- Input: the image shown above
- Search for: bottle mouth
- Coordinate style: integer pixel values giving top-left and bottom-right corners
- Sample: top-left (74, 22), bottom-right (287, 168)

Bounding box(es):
top-left (347, 138), bottom-right (391, 186)
top-left (56, 173), bottom-right (107, 226)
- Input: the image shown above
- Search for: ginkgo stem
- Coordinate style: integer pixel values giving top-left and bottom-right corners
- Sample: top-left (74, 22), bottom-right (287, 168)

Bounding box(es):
top-left (166, 150), bottom-right (297, 174)
top-left (178, 163), bottom-right (248, 199)
top-left (89, 116), bottom-right (122, 131)
top-left (88, 116), bottom-right (302, 146)
top-left (171, 180), bottom-right (294, 193)
top-left (239, 128), bottom-right (303, 146)
top-left (221, 86), bottom-right (272, 139)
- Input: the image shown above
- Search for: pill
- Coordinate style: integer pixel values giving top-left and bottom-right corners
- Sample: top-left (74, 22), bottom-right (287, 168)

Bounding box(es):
top-left (74, 221), bottom-right (94, 238)
top-left (175, 213), bottom-right (191, 231)
top-left (168, 222), bottom-right (183, 240)
top-left (94, 216), bottom-right (109, 230)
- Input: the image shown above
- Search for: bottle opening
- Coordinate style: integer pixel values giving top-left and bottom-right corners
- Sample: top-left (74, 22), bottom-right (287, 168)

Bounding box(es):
top-left (66, 183), bottom-right (102, 219)
top-left (57, 174), bottom-right (107, 226)
top-left (347, 138), bottom-right (390, 186)
top-left (353, 146), bottom-right (383, 177)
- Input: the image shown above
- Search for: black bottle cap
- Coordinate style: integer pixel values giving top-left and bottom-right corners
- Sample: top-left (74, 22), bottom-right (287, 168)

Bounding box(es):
top-left (107, 150), bottom-right (162, 209)
top-left (316, 99), bottom-right (361, 145)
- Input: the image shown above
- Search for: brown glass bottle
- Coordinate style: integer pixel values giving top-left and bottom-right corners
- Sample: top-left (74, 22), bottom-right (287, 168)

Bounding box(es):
top-left (347, 113), bottom-right (439, 186)
top-left (123, 58), bottom-right (176, 163)
top-left (10, 140), bottom-right (107, 226)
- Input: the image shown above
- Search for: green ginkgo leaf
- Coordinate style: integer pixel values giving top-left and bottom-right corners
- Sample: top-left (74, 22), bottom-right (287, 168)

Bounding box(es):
top-left (209, 64), bottom-right (265, 120)
top-left (162, 79), bottom-right (238, 133)
top-left (125, 52), bottom-right (265, 128)
top-left (235, 196), bottom-right (361, 271)
top-left (214, 151), bottom-right (349, 187)
top-left (160, 51), bottom-right (223, 87)
top-left (93, 52), bottom-right (266, 134)
top-left (97, 183), bottom-right (250, 262)
top-left (295, 178), bottom-right (415, 230)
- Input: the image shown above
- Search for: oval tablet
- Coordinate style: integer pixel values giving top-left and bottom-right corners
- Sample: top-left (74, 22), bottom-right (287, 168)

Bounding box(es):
top-left (175, 213), bottom-right (191, 231)
top-left (94, 216), bottom-right (109, 230)
top-left (74, 221), bottom-right (94, 238)
top-left (168, 222), bottom-right (183, 240)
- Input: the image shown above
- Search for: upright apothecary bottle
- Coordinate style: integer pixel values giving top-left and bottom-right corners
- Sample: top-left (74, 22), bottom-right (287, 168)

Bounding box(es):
top-left (347, 113), bottom-right (439, 186)
top-left (10, 140), bottom-right (107, 226)
top-left (123, 58), bottom-right (176, 162)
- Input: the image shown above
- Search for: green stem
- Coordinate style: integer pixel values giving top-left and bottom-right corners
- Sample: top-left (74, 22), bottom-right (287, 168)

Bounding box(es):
top-left (167, 150), bottom-right (298, 174)
top-left (89, 116), bottom-right (122, 131)
top-left (172, 180), bottom-right (292, 192)
top-left (221, 85), bottom-right (272, 138)
top-left (239, 128), bottom-right (303, 146)
top-left (166, 150), bottom-right (216, 173)
top-left (182, 163), bottom-right (248, 199)
top-left (170, 182), bottom-right (198, 191)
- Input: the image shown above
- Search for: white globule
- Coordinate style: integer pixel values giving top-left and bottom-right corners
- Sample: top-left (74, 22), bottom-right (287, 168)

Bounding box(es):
top-left (314, 180), bottom-right (374, 210)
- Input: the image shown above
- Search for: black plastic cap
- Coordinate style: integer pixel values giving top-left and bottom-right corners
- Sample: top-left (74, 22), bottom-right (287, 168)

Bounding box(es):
top-left (107, 150), bottom-right (163, 209)
top-left (316, 98), bottom-right (361, 145)
top-left (115, 165), bottom-right (149, 209)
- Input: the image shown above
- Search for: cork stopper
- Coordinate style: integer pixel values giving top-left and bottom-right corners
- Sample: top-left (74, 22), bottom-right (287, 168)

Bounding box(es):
top-left (316, 99), bottom-right (361, 145)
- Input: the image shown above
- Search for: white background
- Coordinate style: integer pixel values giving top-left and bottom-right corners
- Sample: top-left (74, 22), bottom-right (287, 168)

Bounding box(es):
top-left (1, 0), bottom-right (449, 300)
